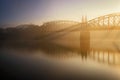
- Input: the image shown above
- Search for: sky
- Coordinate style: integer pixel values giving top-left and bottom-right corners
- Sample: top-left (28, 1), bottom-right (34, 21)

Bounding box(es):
top-left (0, 0), bottom-right (120, 25)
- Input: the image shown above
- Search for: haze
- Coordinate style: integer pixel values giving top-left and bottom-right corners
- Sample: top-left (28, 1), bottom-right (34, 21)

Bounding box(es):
top-left (0, 0), bottom-right (120, 25)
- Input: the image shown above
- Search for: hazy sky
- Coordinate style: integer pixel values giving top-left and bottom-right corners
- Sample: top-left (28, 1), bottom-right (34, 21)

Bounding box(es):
top-left (0, 0), bottom-right (120, 25)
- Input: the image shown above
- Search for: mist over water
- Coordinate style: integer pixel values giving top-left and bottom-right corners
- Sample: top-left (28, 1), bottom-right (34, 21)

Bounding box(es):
top-left (1, 30), bottom-right (120, 80)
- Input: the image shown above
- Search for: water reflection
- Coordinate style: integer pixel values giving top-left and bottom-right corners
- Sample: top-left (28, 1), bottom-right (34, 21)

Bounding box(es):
top-left (1, 29), bottom-right (120, 80)
top-left (1, 39), bottom-right (120, 66)
top-left (1, 40), bottom-right (120, 80)
top-left (80, 30), bottom-right (90, 59)
top-left (90, 49), bottom-right (120, 65)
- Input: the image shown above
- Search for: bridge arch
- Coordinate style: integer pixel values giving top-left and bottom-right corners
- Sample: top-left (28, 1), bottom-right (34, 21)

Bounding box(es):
top-left (88, 13), bottom-right (120, 28)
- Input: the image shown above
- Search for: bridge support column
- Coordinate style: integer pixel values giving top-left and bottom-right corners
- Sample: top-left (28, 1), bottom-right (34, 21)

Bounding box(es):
top-left (108, 51), bottom-right (110, 64)
top-left (80, 16), bottom-right (90, 59)
top-left (113, 52), bottom-right (115, 64)
top-left (80, 31), bottom-right (90, 58)
top-left (103, 51), bottom-right (104, 63)
top-left (98, 51), bottom-right (100, 61)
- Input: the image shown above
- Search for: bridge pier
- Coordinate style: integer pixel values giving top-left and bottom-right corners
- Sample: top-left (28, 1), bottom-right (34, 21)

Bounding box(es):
top-left (108, 51), bottom-right (110, 64)
top-left (113, 52), bottom-right (115, 64)
top-left (103, 51), bottom-right (105, 63)
top-left (79, 16), bottom-right (90, 59)
top-left (97, 51), bottom-right (100, 61)
top-left (80, 30), bottom-right (90, 58)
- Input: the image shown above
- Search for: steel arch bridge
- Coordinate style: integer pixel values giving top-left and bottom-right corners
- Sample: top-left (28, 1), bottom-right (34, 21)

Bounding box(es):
top-left (87, 13), bottom-right (120, 30)
top-left (40, 13), bottom-right (120, 40)
top-left (39, 13), bottom-right (120, 64)
top-left (40, 13), bottom-right (120, 33)
top-left (39, 13), bottom-right (120, 65)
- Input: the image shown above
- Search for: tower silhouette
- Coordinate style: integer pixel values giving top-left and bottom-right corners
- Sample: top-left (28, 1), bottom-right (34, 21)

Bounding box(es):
top-left (80, 16), bottom-right (90, 58)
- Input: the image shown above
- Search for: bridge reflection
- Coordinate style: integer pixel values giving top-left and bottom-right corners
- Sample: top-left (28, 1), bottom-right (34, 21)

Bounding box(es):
top-left (80, 30), bottom-right (90, 58)
top-left (2, 40), bottom-right (120, 66)
top-left (79, 29), bottom-right (120, 65)
top-left (89, 49), bottom-right (120, 65)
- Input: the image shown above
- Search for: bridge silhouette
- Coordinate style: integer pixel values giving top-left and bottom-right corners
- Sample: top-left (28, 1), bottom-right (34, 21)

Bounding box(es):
top-left (40, 13), bottom-right (120, 39)
top-left (40, 13), bottom-right (120, 65)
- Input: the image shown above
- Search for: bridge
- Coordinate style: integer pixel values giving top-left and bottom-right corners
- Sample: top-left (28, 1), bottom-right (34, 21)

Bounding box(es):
top-left (79, 13), bottom-right (120, 64)
top-left (40, 13), bottom-right (120, 65)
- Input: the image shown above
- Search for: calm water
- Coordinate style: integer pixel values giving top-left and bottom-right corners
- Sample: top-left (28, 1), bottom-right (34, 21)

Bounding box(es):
top-left (1, 31), bottom-right (120, 80)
